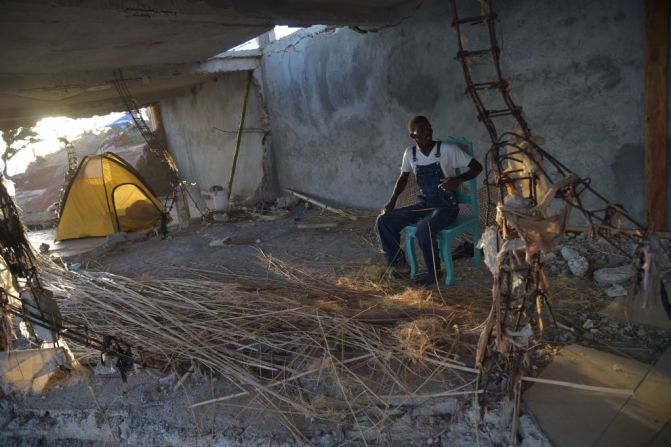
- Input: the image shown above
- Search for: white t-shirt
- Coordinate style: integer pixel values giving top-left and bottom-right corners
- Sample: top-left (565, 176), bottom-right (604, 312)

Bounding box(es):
top-left (401, 141), bottom-right (472, 177)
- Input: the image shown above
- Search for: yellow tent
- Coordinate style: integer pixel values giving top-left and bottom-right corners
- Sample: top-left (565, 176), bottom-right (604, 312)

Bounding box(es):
top-left (55, 152), bottom-right (165, 241)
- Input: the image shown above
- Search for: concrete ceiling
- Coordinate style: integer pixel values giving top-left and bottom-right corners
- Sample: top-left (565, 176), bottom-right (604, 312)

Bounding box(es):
top-left (0, 0), bottom-right (420, 128)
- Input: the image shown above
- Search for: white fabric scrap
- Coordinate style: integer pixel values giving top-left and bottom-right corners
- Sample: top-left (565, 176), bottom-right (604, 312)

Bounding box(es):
top-left (642, 236), bottom-right (661, 309)
top-left (478, 226), bottom-right (501, 273)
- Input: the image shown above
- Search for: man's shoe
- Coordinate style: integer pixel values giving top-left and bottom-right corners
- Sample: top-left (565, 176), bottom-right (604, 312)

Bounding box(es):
top-left (413, 272), bottom-right (444, 287)
top-left (391, 263), bottom-right (410, 275)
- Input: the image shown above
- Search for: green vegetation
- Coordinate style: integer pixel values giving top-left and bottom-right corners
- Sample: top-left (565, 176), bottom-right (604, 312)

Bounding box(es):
top-left (0, 127), bottom-right (42, 179)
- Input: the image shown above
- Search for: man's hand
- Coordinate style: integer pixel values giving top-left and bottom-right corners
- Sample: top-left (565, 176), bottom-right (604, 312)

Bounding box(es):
top-left (384, 172), bottom-right (409, 214)
top-left (439, 177), bottom-right (460, 191)
top-left (383, 199), bottom-right (397, 213)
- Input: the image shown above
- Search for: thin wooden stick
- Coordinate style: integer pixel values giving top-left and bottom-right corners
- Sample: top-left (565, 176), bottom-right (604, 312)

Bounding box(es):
top-left (296, 222), bottom-right (339, 229)
top-left (174, 368), bottom-right (192, 391)
top-left (285, 188), bottom-right (357, 221)
top-left (521, 376), bottom-right (634, 396)
top-left (422, 356), bottom-right (480, 374)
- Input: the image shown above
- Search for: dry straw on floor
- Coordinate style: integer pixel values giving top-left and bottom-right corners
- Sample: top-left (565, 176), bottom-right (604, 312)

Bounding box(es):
top-left (40, 259), bottom-right (482, 441)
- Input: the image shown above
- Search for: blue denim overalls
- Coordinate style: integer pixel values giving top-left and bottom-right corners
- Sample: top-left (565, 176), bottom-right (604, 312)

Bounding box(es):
top-left (377, 142), bottom-right (460, 279)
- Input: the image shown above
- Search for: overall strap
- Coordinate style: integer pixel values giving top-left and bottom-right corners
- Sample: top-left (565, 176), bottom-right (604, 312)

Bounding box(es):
top-left (413, 141), bottom-right (441, 163)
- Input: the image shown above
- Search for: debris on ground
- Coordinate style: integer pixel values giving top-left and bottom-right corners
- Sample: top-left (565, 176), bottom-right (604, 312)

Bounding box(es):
top-left (275, 194), bottom-right (300, 209)
top-left (66, 262), bottom-right (81, 271)
top-left (285, 188), bottom-right (358, 221)
top-left (593, 265), bottom-right (635, 286)
top-left (3, 205), bottom-right (669, 446)
top-left (208, 236), bottom-right (233, 247)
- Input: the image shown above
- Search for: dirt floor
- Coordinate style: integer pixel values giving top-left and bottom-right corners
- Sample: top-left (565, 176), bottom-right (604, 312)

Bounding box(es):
top-left (82, 208), bottom-right (386, 279)
top-left (2, 206), bottom-right (670, 446)
top-left (73, 207), bottom-right (670, 365)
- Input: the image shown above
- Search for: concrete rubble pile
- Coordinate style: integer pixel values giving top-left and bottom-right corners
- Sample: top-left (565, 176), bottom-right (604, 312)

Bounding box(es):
top-left (544, 232), bottom-right (670, 297)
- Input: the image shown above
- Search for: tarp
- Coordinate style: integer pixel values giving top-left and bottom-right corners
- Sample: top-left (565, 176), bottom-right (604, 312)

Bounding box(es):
top-left (109, 114), bottom-right (133, 128)
top-left (55, 153), bottom-right (164, 241)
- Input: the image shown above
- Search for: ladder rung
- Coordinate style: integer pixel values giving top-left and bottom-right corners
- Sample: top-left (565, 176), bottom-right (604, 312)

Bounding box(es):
top-left (456, 47), bottom-right (499, 58)
top-left (466, 81), bottom-right (507, 92)
top-left (482, 108), bottom-right (521, 118)
top-left (452, 14), bottom-right (497, 26)
top-left (113, 75), bottom-right (171, 160)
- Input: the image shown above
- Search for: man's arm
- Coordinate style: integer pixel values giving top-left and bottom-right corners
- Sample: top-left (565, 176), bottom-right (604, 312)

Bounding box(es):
top-left (383, 171), bottom-right (410, 213)
top-left (439, 158), bottom-right (483, 191)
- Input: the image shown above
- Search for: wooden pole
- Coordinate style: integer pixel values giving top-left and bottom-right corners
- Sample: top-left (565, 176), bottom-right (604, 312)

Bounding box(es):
top-left (645, 0), bottom-right (669, 231)
top-left (227, 70), bottom-right (254, 202)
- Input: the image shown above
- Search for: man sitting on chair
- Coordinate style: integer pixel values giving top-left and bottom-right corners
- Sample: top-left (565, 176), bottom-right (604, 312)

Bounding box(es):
top-left (376, 116), bottom-right (482, 286)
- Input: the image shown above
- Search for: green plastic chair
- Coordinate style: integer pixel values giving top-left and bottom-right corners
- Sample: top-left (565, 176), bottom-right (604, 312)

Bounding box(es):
top-left (404, 136), bottom-right (482, 285)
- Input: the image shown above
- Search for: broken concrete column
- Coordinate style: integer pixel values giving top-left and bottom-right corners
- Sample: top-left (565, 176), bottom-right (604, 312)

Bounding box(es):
top-left (174, 185), bottom-right (191, 230)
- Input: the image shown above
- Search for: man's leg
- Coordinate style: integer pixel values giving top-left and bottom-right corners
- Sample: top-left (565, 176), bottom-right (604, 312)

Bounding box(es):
top-left (376, 204), bottom-right (426, 269)
top-left (415, 207), bottom-right (459, 280)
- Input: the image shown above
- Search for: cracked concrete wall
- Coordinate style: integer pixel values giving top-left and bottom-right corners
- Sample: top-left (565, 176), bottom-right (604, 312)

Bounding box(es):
top-left (159, 70), bottom-right (271, 206)
top-left (500, 0), bottom-right (660, 226)
top-left (261, 0), bottom-right (669, 227)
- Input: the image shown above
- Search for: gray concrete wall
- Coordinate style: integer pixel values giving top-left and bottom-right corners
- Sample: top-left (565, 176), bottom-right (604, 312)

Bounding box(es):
top-left (159, 70), bottom-right (271, 206)
top-left (261, 0), bottom-right (668, 227)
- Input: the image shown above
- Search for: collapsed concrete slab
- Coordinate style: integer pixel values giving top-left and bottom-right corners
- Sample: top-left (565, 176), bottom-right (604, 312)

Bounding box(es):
top-left (525, 344), bottom-right (671, 447)
top-left (601, 290), bottom-right (671, 330)
top-left (0, 348), bottom-right (71, 394)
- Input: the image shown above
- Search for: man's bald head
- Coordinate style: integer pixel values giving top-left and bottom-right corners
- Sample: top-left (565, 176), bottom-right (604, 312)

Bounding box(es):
top-left (407, 115), bottom-right (431, 134)
top-left (407, 116), bottom-right (434, 150)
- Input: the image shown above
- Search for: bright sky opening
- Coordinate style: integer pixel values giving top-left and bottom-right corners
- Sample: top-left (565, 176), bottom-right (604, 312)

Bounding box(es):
top-left (229, 25), bottom-right (302, 52)
top-left (0, 112), bottom-right (126, 176)
top-left (274, 26), bottom-right (301, 39)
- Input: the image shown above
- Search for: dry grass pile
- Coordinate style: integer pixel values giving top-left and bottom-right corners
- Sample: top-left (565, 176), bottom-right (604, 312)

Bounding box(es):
top-left (394, 317), bottom-right (455, 359)
top-left (40, 261), bottom-right (482, 440)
